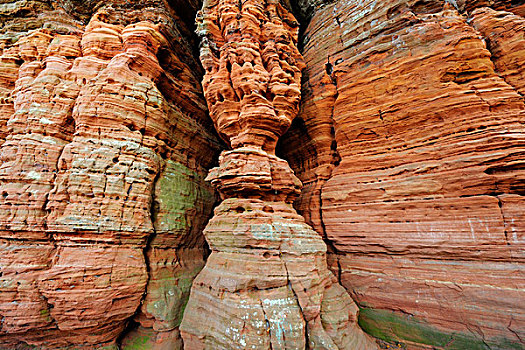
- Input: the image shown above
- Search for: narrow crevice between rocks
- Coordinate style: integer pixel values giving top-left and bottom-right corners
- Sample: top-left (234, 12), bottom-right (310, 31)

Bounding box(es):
top-left (317, 59), bottom-right (345, 285)
top-left (112, 1), bottom-right (224, 343)
top-left (277, 0), bottom-right (350, 306)
top-left (495, 196), bottom-right (511, 246)
top-left (276, 8), bottom-right (375, 345)
top-left (259, 299), bottom-right (275, 350)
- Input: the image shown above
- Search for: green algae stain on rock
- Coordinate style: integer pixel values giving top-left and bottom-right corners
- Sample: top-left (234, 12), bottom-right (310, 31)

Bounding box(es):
top-left (39, 307), bottom-right (52, 323)
top-left (121, 325), bottom-right (182, 350)
top-left (122, 335), bottom-right (151, 350)
top-left (139, 160), bottom-right (215, 332)
top-left (358, 308), bottom-right (522, 350)
top-left (144, 263), bottom-right (204, 328)
top-left (153, 160), bottom-right (216, 236)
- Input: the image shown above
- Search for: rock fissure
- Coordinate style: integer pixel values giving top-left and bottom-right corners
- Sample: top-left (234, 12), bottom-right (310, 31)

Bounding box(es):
top-left (259, 299), bottom-right (275, 350)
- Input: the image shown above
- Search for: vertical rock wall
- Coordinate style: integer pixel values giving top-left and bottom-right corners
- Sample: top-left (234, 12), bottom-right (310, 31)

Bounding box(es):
top-left (0, 1), bottom-right (221, 348)
top-left (280, 0), bottom-right (525, 349)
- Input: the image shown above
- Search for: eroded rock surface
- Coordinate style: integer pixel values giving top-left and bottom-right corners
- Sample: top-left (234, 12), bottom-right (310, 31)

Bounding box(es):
top-left (280, 0), bottom-right (525, 349)
top-left (0, 1), bottom-right (220, 348)
top-left (180, 0), bottom-right (377, 349)
top-left (1, 0), bottom-right (524, 349)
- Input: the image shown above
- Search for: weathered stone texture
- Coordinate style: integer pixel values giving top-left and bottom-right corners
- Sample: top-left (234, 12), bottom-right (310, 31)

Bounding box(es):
top-left (280, 1), bottom-right (525, 349)
top-left (471, 7), bottom-right (525, 97)
top-left (180, 0), bottom-right (377, 348)
top-left (0, 1), bottom-right (220, 348)
top-left (1, 0), bottom-right (524, 349)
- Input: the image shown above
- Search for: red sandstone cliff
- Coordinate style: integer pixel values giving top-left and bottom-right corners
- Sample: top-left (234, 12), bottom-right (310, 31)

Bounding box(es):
top-left (0, 0), bottom-right (523, 349)
top-left (0, 1), bottom-right (220, 348)
top-left (281, 1), bottom-right (525, 349)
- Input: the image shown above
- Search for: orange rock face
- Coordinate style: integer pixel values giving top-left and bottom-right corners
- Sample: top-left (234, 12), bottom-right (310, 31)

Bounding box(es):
top-left (1, 0), bottom-right (523, 349)
top-left (471, 7), bottom-right (525, 97)
top-left (280, 1), bottom-right (525, 349)
top-left (0, 1), bottom-right (220, 348)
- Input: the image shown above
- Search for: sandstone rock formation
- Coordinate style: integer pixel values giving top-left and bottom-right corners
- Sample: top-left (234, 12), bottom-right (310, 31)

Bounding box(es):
top-left (0, 0), bottom-right (523, 349)
top-left (179, 0), bottom-right (377, 349)
top-left (280, 0), bottom-right (525, 349)
top-left (0, 1), bottom-right (220, 348)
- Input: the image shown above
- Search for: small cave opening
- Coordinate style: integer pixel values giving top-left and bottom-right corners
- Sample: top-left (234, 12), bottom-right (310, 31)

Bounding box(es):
top-left (277, 117), bottom-right (319, 179)
top-left (277, 116), bottom-right (322, 224)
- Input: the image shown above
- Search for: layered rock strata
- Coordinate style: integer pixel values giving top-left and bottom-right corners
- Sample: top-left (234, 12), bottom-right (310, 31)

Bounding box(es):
top-left (465, 1), bottom-right (525, 16)
top-left (470, 7), bottom-right (525, 97)
top-left (280, 1), bottom-right (525, 349)
top-left (0, 1), bottom-right (220, 348)
top-left (180, 0), bottom-right (377, 349)
top-left (1, 0), bottom-right (524, 349)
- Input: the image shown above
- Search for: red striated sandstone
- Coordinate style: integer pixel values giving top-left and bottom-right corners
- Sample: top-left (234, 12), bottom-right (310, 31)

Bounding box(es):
top-left (0, 1), bottom-right (220, 348)
top-left (280, 1), bottom-right (525, 349)
top-left (464, 0), bottom-right (525, 16)
top-left (470, 7), bottom-right (525, 97)
top-left (1, 0), bottom-right (524, 348)
top-left (180, 0), bottom-right (377, 349)
top-left (0, 51), bottom-right (19, 145)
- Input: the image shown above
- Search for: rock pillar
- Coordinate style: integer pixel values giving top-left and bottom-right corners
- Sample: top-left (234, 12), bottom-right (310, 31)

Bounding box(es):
top-left (180, 0), bottom-right (378, 349)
